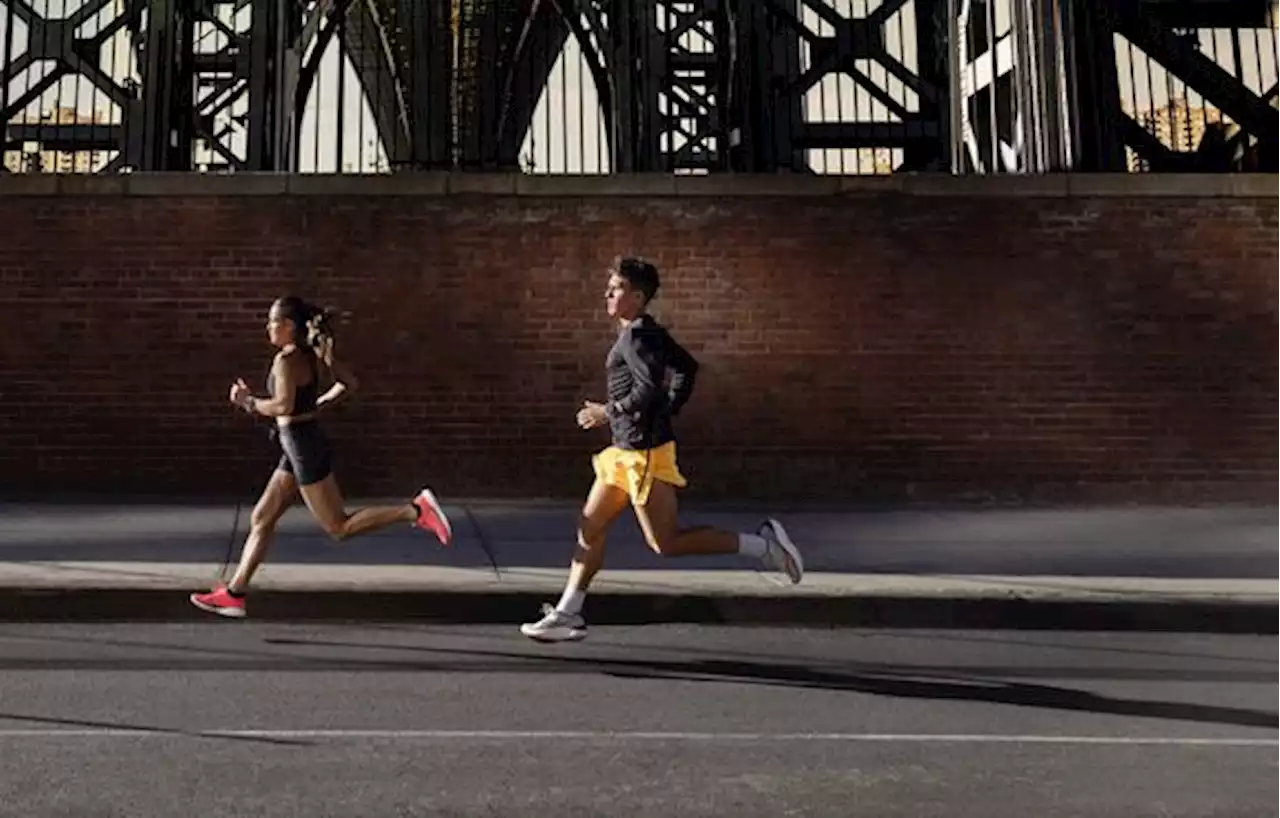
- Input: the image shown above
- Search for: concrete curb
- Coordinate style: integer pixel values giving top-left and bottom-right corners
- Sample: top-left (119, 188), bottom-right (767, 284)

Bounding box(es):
top-left (0, 587), bottom-right (1272, 633)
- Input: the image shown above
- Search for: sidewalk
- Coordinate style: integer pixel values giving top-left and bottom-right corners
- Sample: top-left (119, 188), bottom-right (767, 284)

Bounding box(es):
top-left (0, 500), bottom-right (1275, 631)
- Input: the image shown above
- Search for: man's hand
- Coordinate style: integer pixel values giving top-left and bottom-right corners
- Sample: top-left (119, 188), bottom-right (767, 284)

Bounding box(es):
top-left (576, 400), bottom-right (609, 430)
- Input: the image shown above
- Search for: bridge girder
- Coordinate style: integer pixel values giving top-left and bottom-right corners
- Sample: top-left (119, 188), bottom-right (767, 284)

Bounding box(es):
top-left (0, 0), bottom-right (1274, 174)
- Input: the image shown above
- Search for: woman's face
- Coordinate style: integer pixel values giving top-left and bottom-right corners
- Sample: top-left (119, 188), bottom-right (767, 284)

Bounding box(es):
top-left (266, 302), bottom-right (296, 348)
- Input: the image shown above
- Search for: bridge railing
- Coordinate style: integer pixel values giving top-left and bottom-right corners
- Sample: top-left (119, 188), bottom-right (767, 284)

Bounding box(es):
top-left (1, 0), bottom-right (1275, 177)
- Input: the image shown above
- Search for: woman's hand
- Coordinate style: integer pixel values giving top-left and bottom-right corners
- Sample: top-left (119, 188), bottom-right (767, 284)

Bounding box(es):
top-left (229, 378), bottom-right (254, 411)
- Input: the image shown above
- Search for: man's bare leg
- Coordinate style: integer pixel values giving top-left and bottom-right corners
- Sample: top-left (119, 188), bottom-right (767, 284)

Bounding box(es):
top-left (632, 480), bottom-right (803, 579)
top-left (521, 478), bottom-right (629, 641)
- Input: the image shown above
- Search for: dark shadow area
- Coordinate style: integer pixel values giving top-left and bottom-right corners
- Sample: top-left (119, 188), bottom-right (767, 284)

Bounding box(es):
top-left (0, 509), bottom-right (744, 571)
top-left (260, 638), bottom-right (1280, 730)
top-left (360, 621), bottom-right (1280, 666)
top-left (843, 628), bottom-right (1280, 666)
top-left (0, 711), bottom-right (312, 747)
top-left (0, 626), bottom-right (1273, 729)
top-left (1, 588), bottom-right (1272, 633)
top-left (0, 504), bottom-right (1275, 578)
top-left (0, 645), bottom-right (1271, 687)
top-left (592, 657), bottom-right (1280, 730)
top-left (6, 624), bottom-right (1276, 675)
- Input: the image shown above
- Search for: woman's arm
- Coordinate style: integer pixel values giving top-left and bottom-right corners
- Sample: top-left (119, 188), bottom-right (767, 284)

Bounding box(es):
top-left (317, 356), bottom-right (359, 411)
top-left (238, 353), bottom-right (296, 417)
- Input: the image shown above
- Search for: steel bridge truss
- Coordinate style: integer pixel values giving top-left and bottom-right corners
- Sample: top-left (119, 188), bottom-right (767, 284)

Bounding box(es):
top-left (0, 0), bottom-right (1275, 174)
top-left (954, 0), bottom-right (1278, 173)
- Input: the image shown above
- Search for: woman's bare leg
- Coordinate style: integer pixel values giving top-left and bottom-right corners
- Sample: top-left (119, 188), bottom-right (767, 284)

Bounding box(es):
top-left (226, 469), bottom-right (298, 594)
top-left (297, 473), bottom-right (417, 540)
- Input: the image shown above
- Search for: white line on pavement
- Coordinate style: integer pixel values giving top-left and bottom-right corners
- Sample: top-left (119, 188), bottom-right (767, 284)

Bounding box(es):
top-left (0, 729), bottom-right (1273, 746)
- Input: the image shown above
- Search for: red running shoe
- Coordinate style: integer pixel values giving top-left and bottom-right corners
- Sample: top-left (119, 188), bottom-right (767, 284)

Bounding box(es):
top-left (190, 584), bottom-right (246, 619)
top-left (413, 487), bottom-right (453, 545)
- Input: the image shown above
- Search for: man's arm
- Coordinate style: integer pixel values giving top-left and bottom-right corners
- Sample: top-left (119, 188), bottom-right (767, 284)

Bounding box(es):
top-left (665, 335), bottom-right (699, 416)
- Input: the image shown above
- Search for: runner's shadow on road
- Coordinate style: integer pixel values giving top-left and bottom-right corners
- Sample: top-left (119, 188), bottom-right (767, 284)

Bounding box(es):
top-left (3, 627), bottom-right (1274, 731)
top-left (256, 637), bottom-right (1279, 730)
top-left (596, 657), bottom-right (1280, 730)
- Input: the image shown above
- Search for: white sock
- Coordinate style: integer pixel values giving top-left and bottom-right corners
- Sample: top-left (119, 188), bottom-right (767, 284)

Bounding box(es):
top-left (737, 533), bottom-right (769, 559)
top-left (556, 586), bottom-right (586, 616)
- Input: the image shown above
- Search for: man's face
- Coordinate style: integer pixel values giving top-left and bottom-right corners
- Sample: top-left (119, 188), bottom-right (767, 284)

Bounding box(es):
top-left (604, 273), bottom-right (645, 320)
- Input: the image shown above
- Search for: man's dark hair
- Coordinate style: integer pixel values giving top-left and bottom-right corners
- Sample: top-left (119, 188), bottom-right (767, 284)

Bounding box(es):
top-left (611, 256), bottom-right (660, 303)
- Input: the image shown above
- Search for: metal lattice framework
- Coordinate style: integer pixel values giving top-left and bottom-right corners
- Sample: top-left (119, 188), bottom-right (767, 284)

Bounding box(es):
top-left (1, 0), bottom-right (1275, 174)
top-left (1082, 0), bottom-right (1278, 172)
top-left (949, 0), bottom-right (1279, 174)
top-left (733, 0), bottom-right (949, 171)
top-left (1, 0), bottom-right (143, 172)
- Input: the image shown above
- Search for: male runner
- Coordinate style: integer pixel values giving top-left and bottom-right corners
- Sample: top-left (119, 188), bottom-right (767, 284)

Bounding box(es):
top-left (520, 257), bottom-right (803, 642)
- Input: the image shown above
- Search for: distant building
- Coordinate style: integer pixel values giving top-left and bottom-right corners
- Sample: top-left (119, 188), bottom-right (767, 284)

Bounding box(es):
top-left (1128, 97), bottom-right (1233, 172)
top-left (2, 106), bottom-right (114, 174)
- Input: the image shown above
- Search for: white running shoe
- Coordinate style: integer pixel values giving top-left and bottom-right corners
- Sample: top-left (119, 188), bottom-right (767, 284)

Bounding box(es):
top-left (760, 517), bottom-right (804, 584)
top-left (520, 603), bottom-right (588, 643)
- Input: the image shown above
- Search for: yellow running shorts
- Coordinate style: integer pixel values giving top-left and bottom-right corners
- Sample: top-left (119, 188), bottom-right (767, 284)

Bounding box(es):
top-left (591, 441), bottom-right (688, 506)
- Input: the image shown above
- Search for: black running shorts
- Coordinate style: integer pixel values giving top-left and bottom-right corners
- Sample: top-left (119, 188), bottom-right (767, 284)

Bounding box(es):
top-left (276, 420), bottom-right (333, 486)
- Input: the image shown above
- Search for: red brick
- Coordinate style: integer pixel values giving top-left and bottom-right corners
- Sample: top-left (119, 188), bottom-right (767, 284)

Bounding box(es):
top-left (0, 191), bottom-right (1273, 505)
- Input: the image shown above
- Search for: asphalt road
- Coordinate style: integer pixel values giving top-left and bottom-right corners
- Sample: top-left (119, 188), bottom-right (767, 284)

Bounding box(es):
top-left (0, 623), bottom-right (1274, 817)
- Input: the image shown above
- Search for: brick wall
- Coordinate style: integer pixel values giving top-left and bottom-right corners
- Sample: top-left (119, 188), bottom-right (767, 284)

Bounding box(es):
top-left (0, 174), bottom-right (1275, 505)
